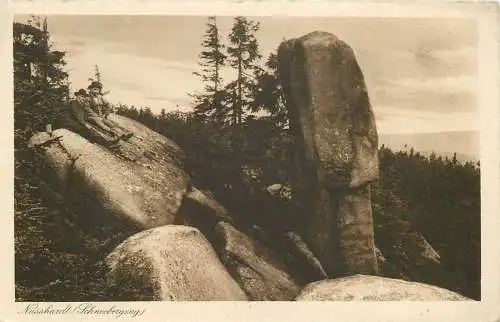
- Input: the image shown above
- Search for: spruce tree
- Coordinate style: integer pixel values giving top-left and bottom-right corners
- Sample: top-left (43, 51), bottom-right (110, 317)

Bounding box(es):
top-left (226, 16), bottom-right (262, 125)
top-left (88, 65), bottom-right (110, 95)
top-left (14, 17), bottom-right (69, 140)
top-left (253, 51), bottom-right (288, 130)
top-left (191, 16), bottom-right (226, 122)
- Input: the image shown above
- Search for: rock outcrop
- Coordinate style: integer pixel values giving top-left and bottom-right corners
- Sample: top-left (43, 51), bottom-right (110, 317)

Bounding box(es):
top-left (174, 187), bottom-right (235, 241)
top-left (28, 115), bottom-right (189, 230)
top-left (278, 32), bottom-right (378, 189)
top-left (213, 222), bottom-right (301, 300)
top-left (278, 31), bottom-right (379, 276)
top-left (105, 225), bottom-right (248, 301)
top-left (295, 275), bottom-right (471, 301)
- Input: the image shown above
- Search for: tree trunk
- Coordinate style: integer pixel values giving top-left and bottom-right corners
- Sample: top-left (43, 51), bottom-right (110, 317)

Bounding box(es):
top-left (237, 48), bottom-right (243, 125)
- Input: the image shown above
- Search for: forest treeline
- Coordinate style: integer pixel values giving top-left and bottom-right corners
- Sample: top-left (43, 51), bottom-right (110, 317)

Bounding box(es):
top-left (14, 16), bottom-right (480, 301)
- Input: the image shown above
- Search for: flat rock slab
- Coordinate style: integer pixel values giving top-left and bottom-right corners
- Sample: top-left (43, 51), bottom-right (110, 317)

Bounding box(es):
top-left (295, 275), bottom-right (471, 301)
top-left (106, 225), bottom-right (248, 301)
top-left (29, 126), bottom-right (188, 230)
top-left (106, 114), bottom-right (185, 168)
top-left (214, 222), bottom-right (301, 300)
top-left (278, 31), bottom-right (379, 189)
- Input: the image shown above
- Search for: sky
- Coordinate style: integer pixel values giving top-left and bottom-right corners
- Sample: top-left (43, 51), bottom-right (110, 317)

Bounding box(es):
top-left (14, 15), bottom-right (479, 134)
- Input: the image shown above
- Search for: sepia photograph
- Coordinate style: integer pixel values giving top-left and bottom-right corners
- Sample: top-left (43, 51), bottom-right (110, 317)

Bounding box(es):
top-left (10, 10), bottom-right (490, 306)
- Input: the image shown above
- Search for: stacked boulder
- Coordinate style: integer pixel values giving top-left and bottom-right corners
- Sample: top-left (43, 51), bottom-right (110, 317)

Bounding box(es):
top-left (278, 31), bottom-right (379, 277)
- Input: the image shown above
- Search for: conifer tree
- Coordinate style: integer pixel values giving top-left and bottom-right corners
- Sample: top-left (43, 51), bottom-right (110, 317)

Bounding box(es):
top-left (14, 17), bottom-right (69, 139)
top-left (88, 65), bottom-right (110, 95)
top-left (226, 16), bottom-right (262, 125)
top-left (191, 16), bottom-right (226, 122)
top-left (253, 51), bottom-right (288, 130)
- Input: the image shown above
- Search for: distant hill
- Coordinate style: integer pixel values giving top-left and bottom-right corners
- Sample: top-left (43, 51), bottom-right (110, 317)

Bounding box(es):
top-left (379, 131), bottom-right (479, 163)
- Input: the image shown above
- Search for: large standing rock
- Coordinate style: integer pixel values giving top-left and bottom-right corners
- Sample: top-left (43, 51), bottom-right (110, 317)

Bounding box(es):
top-left (305, 186), bottom-right (378, 276)
top-left (295, 275), bottom-right (471, 301)
top-left (278, 31), bottom-right (379, 189)
top-left (105, 225), bottom-right (248, 301)
top-left (278, 31), bottom-right (379, 276)
top-left (214, 222), bottom-right (301, 300)
top-left (28, 119), bottom-right (188, 230)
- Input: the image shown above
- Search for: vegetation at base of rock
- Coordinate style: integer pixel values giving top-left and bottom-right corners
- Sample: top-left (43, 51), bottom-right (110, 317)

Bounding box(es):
top-left (14, 17), bottom-right (158, 302)
top-left (372, 146), bottom-right (480, 299)
top-left (14, 16), bottom-right (480, 301)
top-left (112, 104), bottom-right (480, 299)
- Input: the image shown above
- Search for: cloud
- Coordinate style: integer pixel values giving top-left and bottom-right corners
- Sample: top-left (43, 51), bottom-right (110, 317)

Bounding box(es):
top-left (411, 46), bottom-right (477, 77)
top-left (374, 106), bottom-right (478, 134)
top-left (384, 76), bottom-right (476, 93)
top-left (106, 78), bottom-right (143, 91)
top-left (429, 46), bottom-right (477, 63)
top-left (159, 60), bottom-right (198, 73)
top-left (147, 96), bottom-right (170, 102)
top-left (359, 44), bottom-right (476, 83)
top-left (58, 37), bottom-right (202, 113)
top-left (371, 75), bottom-right (477, 113)
top-left (165, 97), bottom-right (193, 106)
top-left (67, 39), bottom-right (86, 47)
